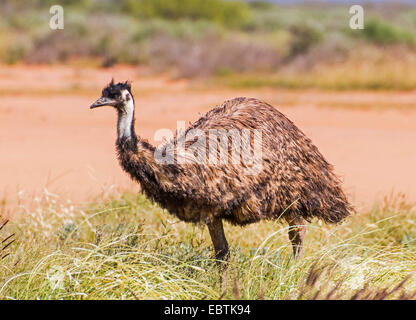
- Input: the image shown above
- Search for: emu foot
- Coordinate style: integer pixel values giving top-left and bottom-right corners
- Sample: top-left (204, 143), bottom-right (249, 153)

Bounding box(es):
top-left (213, 247), bottom-right (230, 262)
top-left (212, 248), bottom-right (230, 271)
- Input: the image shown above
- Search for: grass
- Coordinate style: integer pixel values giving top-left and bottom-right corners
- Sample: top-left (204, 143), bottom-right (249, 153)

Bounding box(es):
top-left (0, 191), bottom-right (416, 300)
top-left (215, 46), bottom-right (416, 91)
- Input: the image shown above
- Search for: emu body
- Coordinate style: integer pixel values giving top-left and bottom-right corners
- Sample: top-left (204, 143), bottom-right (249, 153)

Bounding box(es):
top-left (90, 80), bottom-right (352, 259)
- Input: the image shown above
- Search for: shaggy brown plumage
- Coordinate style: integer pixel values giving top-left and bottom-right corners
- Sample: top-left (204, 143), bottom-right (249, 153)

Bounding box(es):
top-left (90, 80), bottom-right (352, 259)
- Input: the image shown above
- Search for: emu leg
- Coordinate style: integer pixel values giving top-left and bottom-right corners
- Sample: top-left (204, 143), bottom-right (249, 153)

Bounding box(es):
top-left (207, 218), bottom-right (229, 261)
top-left (286, 217), bottom-right (306, 258)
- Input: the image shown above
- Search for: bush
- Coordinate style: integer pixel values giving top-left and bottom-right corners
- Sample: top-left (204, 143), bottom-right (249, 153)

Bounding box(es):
top-left (146, 33), bottom-right (281, 77)
top-left (287, 23), bottom-right (323, 59)
top-left (360, 18), bottom-right (415, 46)
top-left (121, 0), bottom-right (251, 28)
top-left (4, 44), bottom-right (27, 64)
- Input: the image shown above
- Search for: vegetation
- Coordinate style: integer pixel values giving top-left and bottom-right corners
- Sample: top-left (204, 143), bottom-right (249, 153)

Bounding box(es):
top-left (121, 0), bottom-right (251, 27)
top-left (216, 47), bottom-right (416, 91)
top-left (0, 192), bottom-right (415, 299)
top-left (1, 1), bottom-right (416, 89)
top-left (359, 18), bottom-right (416, 46)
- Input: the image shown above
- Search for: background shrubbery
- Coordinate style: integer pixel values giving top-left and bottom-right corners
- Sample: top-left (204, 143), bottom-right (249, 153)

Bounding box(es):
top-left (122, 0), bottom-right (251, 27)
top-left (360, 18), bottom-right (416, 46)
top-left (1, 0), bottom-right (416, 87)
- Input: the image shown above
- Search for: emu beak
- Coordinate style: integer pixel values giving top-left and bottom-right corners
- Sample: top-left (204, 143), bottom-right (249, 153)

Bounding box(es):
top-left (90, 96), bottom-right (117, 109)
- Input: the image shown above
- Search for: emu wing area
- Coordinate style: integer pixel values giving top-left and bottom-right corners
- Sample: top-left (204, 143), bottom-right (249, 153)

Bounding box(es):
top-left (152, 97), bottom-right (351, 226)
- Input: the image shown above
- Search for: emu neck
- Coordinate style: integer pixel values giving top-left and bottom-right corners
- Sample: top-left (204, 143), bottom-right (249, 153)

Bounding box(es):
top-left (115, 98), bottom-right (158, 191)
top-left (117, 99), bottom-right (135, 140)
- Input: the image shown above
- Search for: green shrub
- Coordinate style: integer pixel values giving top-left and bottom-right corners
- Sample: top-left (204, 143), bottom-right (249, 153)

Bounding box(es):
top-left (121, 0), bottom-right (251, 28)
top-left (247, 1), bottom-right (275, 10)
top-left (4, 43), bottom-right (28, 64)
top-left (360, 18), bottom-right (415, 46)
top-left (287, 23), bottom-right (323, 58)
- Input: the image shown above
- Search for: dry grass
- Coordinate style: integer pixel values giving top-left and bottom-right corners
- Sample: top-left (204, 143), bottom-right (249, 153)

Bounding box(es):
top-left (217, 46), bottom-right (416, 91)
top-left (0, 219), bottom-right (15, 261)
top-left (0, 191), bottom-right (415, 300)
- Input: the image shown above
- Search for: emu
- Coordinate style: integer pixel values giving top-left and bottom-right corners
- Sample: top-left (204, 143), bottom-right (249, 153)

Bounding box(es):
top-left (90, 80), bottom-right (352, 260)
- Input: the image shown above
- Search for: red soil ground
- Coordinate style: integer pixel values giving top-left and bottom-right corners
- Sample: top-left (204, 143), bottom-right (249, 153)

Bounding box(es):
top-left (1, 65), bottom-right (415, 210)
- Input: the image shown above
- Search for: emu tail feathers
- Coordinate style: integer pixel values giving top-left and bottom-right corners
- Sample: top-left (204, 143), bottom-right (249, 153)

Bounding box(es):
top-left (319, 187), bottom-right (353, 224)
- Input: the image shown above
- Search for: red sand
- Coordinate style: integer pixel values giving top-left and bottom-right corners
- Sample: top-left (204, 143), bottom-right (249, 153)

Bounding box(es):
top-left (1, 65), bottom-right (416, 209)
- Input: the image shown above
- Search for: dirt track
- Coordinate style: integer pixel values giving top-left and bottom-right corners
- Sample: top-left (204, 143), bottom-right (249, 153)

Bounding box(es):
top-left (1, 65), bottom-right (415, 208)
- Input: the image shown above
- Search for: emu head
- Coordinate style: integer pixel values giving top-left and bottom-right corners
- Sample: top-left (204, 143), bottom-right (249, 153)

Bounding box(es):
top-left (90, 79), bottom-right (133, 112)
